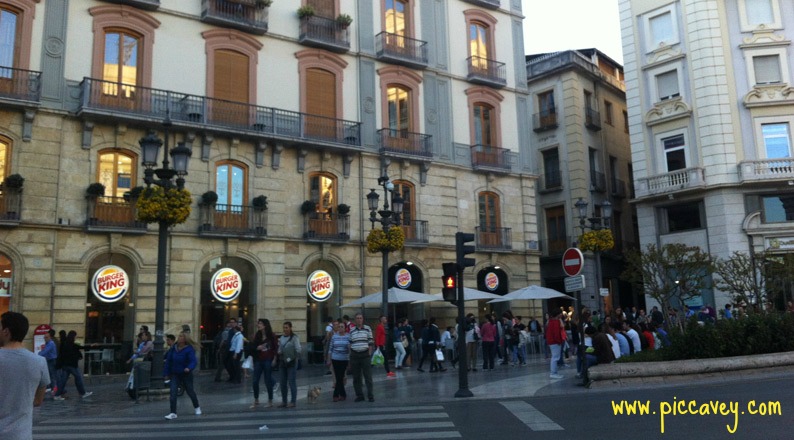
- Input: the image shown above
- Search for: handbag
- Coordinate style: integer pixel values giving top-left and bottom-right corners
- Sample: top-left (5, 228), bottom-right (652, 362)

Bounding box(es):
top-left (242, 355), bottom-right (253, 371)
top-left (401, 335), bottom-right (409, 348)
top-left (435, 348), bottom-right (444, 362)
top-left (371, 348), bottom-right (384, 366)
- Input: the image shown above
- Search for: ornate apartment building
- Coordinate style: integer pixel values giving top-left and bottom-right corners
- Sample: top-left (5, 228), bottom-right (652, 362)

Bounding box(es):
top-left (527, 49), bottom-right (639, 313)
top-left (0, 0), bottom-right (542, 360)
top-left (620, 0), bottom-right (794, 309)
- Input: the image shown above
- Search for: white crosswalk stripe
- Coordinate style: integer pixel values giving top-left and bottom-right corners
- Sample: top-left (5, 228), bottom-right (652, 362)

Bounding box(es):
top-left (500, 400), bottom-right (564, 431)
top-left (33, 405), bottom-right (461, 439)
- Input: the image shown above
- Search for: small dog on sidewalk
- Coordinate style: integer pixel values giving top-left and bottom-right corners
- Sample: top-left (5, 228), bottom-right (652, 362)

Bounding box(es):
top-left (306, 386), bottom-right (321, 404)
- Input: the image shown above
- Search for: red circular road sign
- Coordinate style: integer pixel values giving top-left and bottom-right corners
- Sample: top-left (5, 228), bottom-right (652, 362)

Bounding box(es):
top-left (562, 248), bottom-right (584, 277)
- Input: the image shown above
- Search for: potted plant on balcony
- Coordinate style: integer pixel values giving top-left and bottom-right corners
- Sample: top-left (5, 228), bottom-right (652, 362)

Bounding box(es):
top-left (252, 195), bottom-right (268, 211)
top-left (336, 13), bottom-right (353, 28)
top-left (297, 5), bottom-right (315, 19)
top-left (336, 203), bottom-right (351, 238)
top-left (255, 0), bottom-right (272, 8)
top-left (252, 195), bottom-right (268, 235)
top-left (85, 182), bottom-right (106, 224)
top-left (201, 190), bottom-right (218, 206)
top-left (198, 190), bottom-right (218, 230)
top-left (2, 173), bottom-right (24, 190)
top-left (2, 174), bottom-right (24, 220)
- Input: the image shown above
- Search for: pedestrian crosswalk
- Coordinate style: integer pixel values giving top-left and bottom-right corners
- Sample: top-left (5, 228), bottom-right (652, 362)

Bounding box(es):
top-left (33, 405), bottom-right (461, 439)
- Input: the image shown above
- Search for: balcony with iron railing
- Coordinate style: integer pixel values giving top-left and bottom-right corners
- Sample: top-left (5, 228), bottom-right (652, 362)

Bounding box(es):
top-left (0, 188), bottom-right (22, 226)
top-left (0, 66), bottom-right (41, 104)
top-left (375, 32), bottom-right (428, 69)
top-left (471, 145), bottom-right (510, 172)
top-left (475, 226), bottom-right (512, 251)
top-left (201, 0), bottom-right (269, 35)
top-left (590, 170), bottom-right (606, 193)
top-left (460, 0), bottom-right (500, 9)
top-left (541, 169), bottom-right (562, 191)
top-left (298, 15), bottom-right (350, 53)
top-left (86, 196), bottom-right (147, 233)
top-left (585, 107), bottom-right (601, 131)
top-left (738, 159), bottom-right (794, 183)
top-left (198, 203), bottom-right (267, 239)
top-left (532, 110), bottom-right (558, 132)
top-left (79, 78), bottom-right (362, 152)
top-left (527, 50), bottom-right (625, 92)
top-left (378, 129), bottom-right (432, 159)
top-left (540, 236), bottom-right (573, 257)
top-left (611, 178), bottom-right (627, 198)
top-left (401, 219), bottom-right (429, 245)
top-left (99, 0), bottom-right (160, 10)
top-left (635, 167), bottom-right (706, 198)
top-left (303, 212), bottom-right (350, 242)
top-left (466, 56), bottom-right (507, 88)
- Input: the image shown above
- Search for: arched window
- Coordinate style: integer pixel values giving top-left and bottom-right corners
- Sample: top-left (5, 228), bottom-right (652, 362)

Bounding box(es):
top-left (469, 21), bottom-right (489, 62)
top-left (216, 161), bottom-right (247, 208)
top-left (478, 191), bottom-right (502, 247)
top-left (98, 149), bottom-right (136, 199)
top-left (473, 103), bottom-right (495, 146)
top-left (309, 172), bottom-right (337, 214)
top-left (387, 85), bottom-right (411, 132)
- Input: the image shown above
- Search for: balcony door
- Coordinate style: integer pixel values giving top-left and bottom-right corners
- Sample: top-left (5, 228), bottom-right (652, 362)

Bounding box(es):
top-left (95, 150), bottom-right (136, 225)
top-left (478, 191), bottom-right (501, 247)
top-left (305, 67), bottom-right (337, 140)
top-left (469, 22), bottom-right (489, 73)
top-left (545, 206), bottom-right (567, 255)
top-left (212, 49), bottom-right (250, 126)
top-left (0, 8), bottom-right (19, 94)
top-left (309, 173), bottom-right (337, 236)
top-left (308, 0), bottom-right (335, 18)
top-left (384, 0), bottom-right (408, 55)
top-left (215, 162), bottom-right (247, 229)
top-left (394, 181), bottom-right (415, 240)
top-left (100, 30), bottom-right (141, 111)
top-left (386, 85), bottom-right (415, 151)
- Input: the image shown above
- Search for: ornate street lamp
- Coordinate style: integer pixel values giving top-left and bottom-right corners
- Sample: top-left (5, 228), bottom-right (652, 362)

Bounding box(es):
top-left (367, 176), bottom-right (403, 318)
top-left (139, 117), bottom-right (192, 385)
top-left (574, 197), bottom-right (612, 316)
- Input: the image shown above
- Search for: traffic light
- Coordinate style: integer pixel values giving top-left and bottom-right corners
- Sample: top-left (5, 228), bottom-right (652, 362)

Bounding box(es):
top-left (441, 262), bottom-right (458, 303)
top-left (455, 232), bottom-right (476, 269)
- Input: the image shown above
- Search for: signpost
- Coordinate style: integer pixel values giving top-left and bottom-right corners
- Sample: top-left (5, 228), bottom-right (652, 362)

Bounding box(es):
top-left (562, 248), bottom-right (584, 277)
top-left (564, 275), bottom-right (585, 293)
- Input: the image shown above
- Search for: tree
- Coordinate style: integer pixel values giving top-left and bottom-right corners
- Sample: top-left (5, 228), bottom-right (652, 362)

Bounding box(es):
top-left (621, 243), bottom-right (713, 331)
top-left (713, 251), bottom-right (769, 311)
top-left (764, 253), bottom-right (794, 311)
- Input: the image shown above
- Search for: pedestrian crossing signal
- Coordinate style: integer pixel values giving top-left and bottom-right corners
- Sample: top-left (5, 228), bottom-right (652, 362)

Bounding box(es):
top-left (442, 262), bottom-right (457, 303)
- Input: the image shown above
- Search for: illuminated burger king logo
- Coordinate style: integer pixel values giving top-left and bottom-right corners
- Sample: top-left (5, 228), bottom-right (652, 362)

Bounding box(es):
top-left (91, 265), bottom-right (129, 303)
top-left (484, 272), bottom-right (499, 291)
top-left (211, 268), bottom-right (241, 303)
top-left (307, 270), bottom-right (334, 302)
top-left (395, 268), bottom-right (412, 289)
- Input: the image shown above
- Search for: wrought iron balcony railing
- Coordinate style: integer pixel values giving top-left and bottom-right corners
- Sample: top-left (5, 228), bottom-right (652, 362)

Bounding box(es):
top-left (79, 78), bottom-right (361, 148)
top-left (540, 236), bottom-right (573, 257)
top-left (303, 212), bottom-right (350, 242)
top-left (471, 145), bottom-right (510, 171)
top-left (585, 107), bottom-right (601, 131)
top-left (0, 66), bottom-right (41, 103)
top-left (590, 170), bottom-right (607, 193)
top-left (198, 203), bottom-right (267, 238)
top-left (533, 110), bottom-right (558, 132)
top-left (0, 188), bottom-right (22, 225)
top-left (542, 169), bottom-right (562, 190)
top-left (401, 219), bottom-right (428, 245)
top-left (466, 56), bottom-right (507, 88)
top-left (375, 32), bottom-right (428, 69)
top-left (86, 196), bottom-right (147, 232)
top-left (378, 129), bottom-right (432, 158)
top-left (298, 15), bottom-right (350, 53)
top-left (475, 226), bottom-right (512, 251)
top-left (98, 0), bottom-right (160, 10)
top-left (460, 0), bottom-right (500, 9)
top-left (611, 178), bottom-right (627, 198)
top-left (201, 0), bottom-right (268, 35)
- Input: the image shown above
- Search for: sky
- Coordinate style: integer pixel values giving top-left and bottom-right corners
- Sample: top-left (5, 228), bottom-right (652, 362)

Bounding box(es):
top-left (522, 0), bottom-right (624, 65)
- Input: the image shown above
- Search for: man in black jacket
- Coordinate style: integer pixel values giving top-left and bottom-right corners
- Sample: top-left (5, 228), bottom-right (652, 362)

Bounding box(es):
top-left (417, 317), bottom-right (445, 372)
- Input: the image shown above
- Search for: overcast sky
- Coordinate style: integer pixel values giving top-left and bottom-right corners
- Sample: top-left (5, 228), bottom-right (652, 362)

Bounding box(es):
top-left (522, 0), bottom-right (624, 65)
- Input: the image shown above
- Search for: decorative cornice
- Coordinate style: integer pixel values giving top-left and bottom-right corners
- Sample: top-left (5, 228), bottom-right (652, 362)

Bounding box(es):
top-left (646, 44), bottom-right (682, 65)
top-left (743, 84), bottom-right (794, 108)
top-left (741, 28), bottom-right (789, 47)
top-left (645, 97), bottom-right (692, 126)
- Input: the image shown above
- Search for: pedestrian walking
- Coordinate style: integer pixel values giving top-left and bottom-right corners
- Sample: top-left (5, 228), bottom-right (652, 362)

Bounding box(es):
top-left (227, 324), bottom-right (244, 384)
top-left (38, 329), bottom-right (58, 391)
top-left (214, 319), bottom-right (235, 382)
top-left (327, 320), bottom-right (350, 401)
top-left (375, 315), bottom-right (395, 377)
top-left (277, 321), bottom-right (301, 408)
top-left (348, 313), bottom-right (374, 402)
top-left (545, 309), bottom-right (565, 379)
top-left (163, 332), bottom-right (201, 420)
top-left (0, 311), bottom-right (50, 440)
top-left (392, 318), bottom-right (407, 370)
top-left (53, 330), bottom-right (93, 400)
top-left (250, 319), bottom-right (278, 409)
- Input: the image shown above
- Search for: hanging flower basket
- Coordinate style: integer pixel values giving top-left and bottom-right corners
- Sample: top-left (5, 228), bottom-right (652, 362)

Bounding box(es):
top-left (366, 227), bottom-right (405, 253)
top-left (578, 229), bottom-right (614, 252)
top-left (136, 186), bottom-right (192, 226)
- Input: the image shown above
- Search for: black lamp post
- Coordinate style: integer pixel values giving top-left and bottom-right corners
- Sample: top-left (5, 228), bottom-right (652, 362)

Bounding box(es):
top-left (139, 117), bottom-right (192, 385)
top-left (367, 176), bottom-right (403, 318)
top-left (574, 197), bottom-right (612, 317)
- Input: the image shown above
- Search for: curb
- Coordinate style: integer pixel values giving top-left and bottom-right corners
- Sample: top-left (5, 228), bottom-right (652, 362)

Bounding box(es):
top-left (587, 351), bottom-right (794, 388)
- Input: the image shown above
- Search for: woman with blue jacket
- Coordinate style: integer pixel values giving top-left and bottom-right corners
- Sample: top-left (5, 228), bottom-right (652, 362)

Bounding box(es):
top-left (163, 332), bottom-right (201, 420)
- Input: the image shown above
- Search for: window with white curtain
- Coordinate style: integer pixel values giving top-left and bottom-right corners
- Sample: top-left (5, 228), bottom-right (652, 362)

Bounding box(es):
top-left (762, 123), bottom-right (791, 159)
top-left (753, 55), bottom-right (782, 84)
top-left (746, 0), bottom-right (774, 26)
top-left (656, 70), bottom-right (679, 100)
top-left (649, 12), bottom-right (673, 48)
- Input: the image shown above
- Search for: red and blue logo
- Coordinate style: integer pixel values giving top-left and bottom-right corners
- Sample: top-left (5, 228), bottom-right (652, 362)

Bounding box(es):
top-left (91, 265), bottom-right (129, 303)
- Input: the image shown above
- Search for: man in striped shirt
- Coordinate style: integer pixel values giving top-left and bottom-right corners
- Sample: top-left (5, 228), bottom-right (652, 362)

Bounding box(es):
top-left (348, 313), bottom-right (375, 402)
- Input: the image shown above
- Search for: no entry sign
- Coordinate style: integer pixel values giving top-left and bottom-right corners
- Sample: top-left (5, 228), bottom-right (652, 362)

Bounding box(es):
top-left (562, 248), bottom-right (584, 277)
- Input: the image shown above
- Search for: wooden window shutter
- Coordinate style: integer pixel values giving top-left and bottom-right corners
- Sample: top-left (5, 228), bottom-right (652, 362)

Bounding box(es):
top-left (307, 0), bottom-right (334, 19)
top-left (214, 49), bottom-right (249, 103)
top-left (306, 68), bottom-right (335, 118)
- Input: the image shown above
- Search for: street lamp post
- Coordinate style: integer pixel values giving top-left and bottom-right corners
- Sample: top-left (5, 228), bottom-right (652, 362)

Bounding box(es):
top-left (366, 176), bottom-right (403, 318)
top-left (139, 117), bottom-right (192, 385)
top-left (575, 197), bottom-right (613, 317)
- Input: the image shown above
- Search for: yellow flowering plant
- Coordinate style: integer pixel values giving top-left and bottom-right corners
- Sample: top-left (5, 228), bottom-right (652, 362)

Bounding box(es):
top-left (578, 229), bottom-right (614, 252)
top-left (366, 227), bottom-right (405, 253)
top-left (136, 186), bottom-right (192, 226)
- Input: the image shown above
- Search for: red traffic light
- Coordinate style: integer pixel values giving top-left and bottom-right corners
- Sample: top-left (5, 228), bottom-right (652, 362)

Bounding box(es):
top-left (443, 275), bottom-right (456, 289)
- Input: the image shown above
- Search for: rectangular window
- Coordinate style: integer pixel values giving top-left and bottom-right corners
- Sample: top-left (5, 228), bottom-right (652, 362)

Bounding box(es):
top-left (663, 134), bottom-right (686, 171)
top-left (762, 123), bottom-right (791, 158)
top-left (746, 0), bottom-right (774, 27)
top-left (538, 91), bottom-right (555, 115)
top-left (649, 11), bottom-right (674, 48)
top-left (656, 70), bottom-right (680, 100)
top-left (754, 55), bottom-right (782, 84)
top-left (0, 10), bottom-right (18, 72)
top-left (604, 101), bottom-right (613, 125)
top-left (545, 206), bottom-right (567, 254)
top-left (623, 110), bottom-right (629, 133)
top-left (542, 148), bottom-right (561, 189)
top-left (665, 202), bottom-right (703, 232)
top-left (762, 196), bottom-right (794, 223)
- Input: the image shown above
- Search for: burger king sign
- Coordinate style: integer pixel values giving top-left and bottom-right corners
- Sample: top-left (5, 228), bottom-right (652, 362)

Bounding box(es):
top-left (394, 268), bottom-right (412, 289)
top-left (91, 265), bottom-right (129, 303)
top-left (307, 270), bottom-right (333, 302)
top-left (211, 268), bottom-right (242, 303)
top-left (484, 272), bottom-right (499, 291)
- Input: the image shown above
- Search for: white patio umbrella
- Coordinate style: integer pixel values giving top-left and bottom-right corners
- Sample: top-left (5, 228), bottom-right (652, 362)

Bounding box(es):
top-left (488, 285), bottom-right (576, 303)
top-left (412, 287), bottom-right (503, 303)
top-left (340, 288), bottom-right (431, 308)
